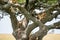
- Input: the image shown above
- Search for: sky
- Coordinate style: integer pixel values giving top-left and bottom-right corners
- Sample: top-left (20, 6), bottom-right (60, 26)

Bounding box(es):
top-left (0, 16), bottom-right (13, 34)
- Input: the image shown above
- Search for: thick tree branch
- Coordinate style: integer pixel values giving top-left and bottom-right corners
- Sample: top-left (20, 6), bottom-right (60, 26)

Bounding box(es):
top-left (17, 6), bottom-right (49, 40)
top-left (30, 26), bottom-right (48, 40)
top-left (47, 21), bottom-right (60, 29)
top-left (25, 23), bottom-right (38, 36)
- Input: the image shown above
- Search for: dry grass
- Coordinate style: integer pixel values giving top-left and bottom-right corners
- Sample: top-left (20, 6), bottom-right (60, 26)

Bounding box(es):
top-left (42, 34), bottom-right (60, 40)
top-left (0, 34), bottom-right (16, 40)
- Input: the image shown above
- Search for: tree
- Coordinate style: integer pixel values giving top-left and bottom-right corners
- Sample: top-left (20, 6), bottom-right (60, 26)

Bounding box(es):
top-left (0, 0), bottom-right (60, 40)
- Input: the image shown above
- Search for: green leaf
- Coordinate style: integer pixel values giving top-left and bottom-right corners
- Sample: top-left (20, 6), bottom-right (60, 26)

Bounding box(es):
top-left (47, 0), bottom-right (57, 5)
top-left (18, 0), bottom-right (26, 3)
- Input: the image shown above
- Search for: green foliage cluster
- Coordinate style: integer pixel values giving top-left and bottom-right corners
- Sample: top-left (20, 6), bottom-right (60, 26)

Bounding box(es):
top-left (41, 0), bottom-right (57, 5)
top-left (47, 0), bottom-right (57, 5)
top-left (17, 0), bottom-right (57, 5)
top-left (18, 0), bottom-right (26, 3)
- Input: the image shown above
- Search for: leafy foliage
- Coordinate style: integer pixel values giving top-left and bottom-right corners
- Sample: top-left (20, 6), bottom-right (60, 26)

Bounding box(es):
top-left (18, 0), bottom-right (26, 3)
top-left (47, 0), bottom-right (57, 5)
